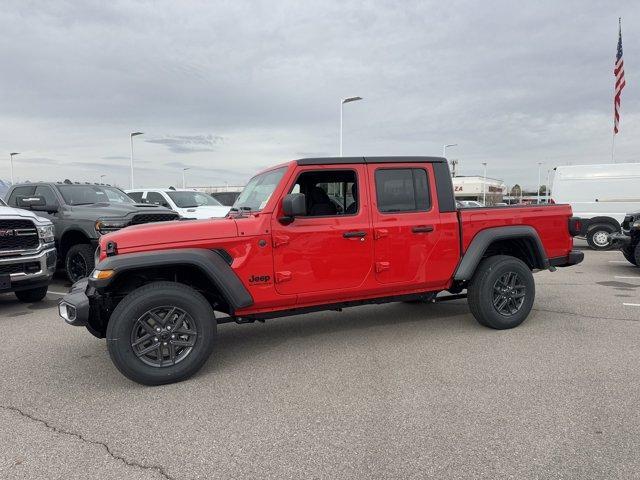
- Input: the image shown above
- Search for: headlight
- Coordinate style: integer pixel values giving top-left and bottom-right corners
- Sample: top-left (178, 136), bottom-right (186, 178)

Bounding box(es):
top-left (95, 219), bottom-right (128, 234)
top-left (37, 224), bottom-right (55, 243)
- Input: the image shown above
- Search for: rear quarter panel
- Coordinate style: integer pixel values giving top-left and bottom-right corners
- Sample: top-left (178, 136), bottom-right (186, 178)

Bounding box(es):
top-left (459, 204), bottom-right (574, 260)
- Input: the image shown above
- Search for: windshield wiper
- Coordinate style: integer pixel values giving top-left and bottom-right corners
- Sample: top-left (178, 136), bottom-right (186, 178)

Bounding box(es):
top-left (73, 202), bottom-right (96, 206)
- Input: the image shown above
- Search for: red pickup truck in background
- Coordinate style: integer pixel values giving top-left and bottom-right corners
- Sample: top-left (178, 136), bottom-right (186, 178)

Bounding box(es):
top-left (59, 156), bottom-right (583, 385)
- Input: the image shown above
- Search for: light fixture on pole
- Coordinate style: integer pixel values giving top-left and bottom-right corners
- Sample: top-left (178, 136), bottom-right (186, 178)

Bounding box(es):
top-left (99, 174), bottom-right (106, 184)
top-left (537, 162), bottom-right (543, 204)
top-left (482, 162), bottom-right (488, 205)
top-left (9, 152), bottom-right (20, 184)
top-left (129, 132), bottom-right (144, 189)
top-left (182, 168), bottom-right (190, 189)
top-left (339, 96), bottom-right (362, 156)
top-left (442, 144), bottom-right (457, 157)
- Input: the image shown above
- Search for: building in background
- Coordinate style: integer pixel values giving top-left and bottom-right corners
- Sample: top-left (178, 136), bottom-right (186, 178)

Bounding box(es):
top-left (452, 176), bottom-right (505, 206)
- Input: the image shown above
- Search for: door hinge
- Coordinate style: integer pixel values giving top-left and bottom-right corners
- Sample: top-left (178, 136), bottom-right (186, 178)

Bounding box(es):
top-left (273, 235), bottom-right (290, 248)
top-left (374, 229), bottom-right (388, 240)
top-left (275, 271), bottom-right (292, 283)
top-left (375, 261), bottom-right (390, 273)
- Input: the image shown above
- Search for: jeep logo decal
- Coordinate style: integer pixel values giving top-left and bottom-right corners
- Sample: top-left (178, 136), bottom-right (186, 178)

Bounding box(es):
top-left (249, 274), bottom-right (271, 284)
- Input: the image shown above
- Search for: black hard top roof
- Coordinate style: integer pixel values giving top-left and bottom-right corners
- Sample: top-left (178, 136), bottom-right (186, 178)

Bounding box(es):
top-left (296, 156), bottom-right (446, 166)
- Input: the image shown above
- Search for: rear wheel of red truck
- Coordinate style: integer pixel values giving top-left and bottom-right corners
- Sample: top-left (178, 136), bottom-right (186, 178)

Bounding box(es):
top-left (467, 255), bottom-right (535, 329)
top-left (106, 281), bottom-right (216, 386)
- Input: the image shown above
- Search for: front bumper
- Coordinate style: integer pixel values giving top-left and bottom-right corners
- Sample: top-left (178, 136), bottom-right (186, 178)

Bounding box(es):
top-left (58, 278), bottom-right (90, 326)
top-left (0, 247), bottom-right (56, 293)
top-left (548, 249), bottom-right (584, 268)
top-left (609, 232), bottom-right (632, 249)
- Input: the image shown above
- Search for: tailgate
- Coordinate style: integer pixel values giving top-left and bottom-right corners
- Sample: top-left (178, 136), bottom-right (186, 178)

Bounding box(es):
top-left (458, 205), bottom-right (575, 259)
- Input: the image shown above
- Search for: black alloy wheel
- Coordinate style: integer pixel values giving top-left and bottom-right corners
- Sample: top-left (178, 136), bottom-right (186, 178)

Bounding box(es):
top-left (106, 281), bottom-right (216, 386)
top-left (131, 306), bottom-right (198, 367)
top-left (492, 271), bottom-right (526, 316)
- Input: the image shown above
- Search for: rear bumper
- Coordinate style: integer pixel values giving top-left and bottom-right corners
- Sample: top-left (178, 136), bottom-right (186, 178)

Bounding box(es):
top-left (58, 278), bottom-right (90, 326)
top-left (548, 249), bottom-right (584, 268)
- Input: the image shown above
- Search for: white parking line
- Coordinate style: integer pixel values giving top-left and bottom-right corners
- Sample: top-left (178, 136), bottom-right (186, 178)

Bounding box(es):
top-left (623, 303), bottom-right (640, 307)
top-left (609, 260), bottom-right (631, 263)
top-left (614, 276), bottom-right (640, 280)
top-left (47, 291), bottom-right (68, 296)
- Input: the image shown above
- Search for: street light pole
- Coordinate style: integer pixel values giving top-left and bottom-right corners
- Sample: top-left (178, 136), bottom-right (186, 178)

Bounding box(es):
top-left (537, 162), bottom-right (543, 204)
top-left (182, 168), bottom-right (190, 189)
top-left (482, 162), bottom-right (487, 205)
top-left (339, 96), bottom-right (362, 156)
top-left (99, 174), bottom-right (106, 184)
top-left (442, 143), bottom-right (457, 157)
top-left (129, 132), bottom-right (143, 189)
top-left (9, 153), bottom-right (19, 184)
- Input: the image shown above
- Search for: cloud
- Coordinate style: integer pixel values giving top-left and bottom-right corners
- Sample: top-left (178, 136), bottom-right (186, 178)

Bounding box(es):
top-left (145, 134), bottom-right (225, 153)
top-left (1, 1), bottom-right (639, 189)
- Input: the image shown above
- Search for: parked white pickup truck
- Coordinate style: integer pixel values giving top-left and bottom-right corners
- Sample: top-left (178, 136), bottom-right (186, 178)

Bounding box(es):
top-left (0, 197), bottom-right (57, 302)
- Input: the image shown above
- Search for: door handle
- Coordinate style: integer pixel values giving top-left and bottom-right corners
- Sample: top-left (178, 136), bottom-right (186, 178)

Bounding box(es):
top-left (343, 231), bottom-right (367, 238)
top-left (412, 225), bottom-right (434, 234)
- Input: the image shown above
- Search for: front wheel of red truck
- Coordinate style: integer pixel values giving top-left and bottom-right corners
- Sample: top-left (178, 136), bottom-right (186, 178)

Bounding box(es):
top-left (106, 281), bottom-right (217, 386)
top-left (467, 255), bottom-right (535, 329)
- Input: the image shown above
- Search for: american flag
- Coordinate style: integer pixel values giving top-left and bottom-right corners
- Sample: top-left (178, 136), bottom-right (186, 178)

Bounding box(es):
top-left (614, 18), bottom-right (626, 134)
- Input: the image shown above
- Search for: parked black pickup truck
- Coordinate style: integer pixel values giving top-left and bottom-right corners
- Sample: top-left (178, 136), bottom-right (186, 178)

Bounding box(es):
top-left (5, 182), bottom-right (179, 282)
top-left (610, 211), bottom-right (640, 266)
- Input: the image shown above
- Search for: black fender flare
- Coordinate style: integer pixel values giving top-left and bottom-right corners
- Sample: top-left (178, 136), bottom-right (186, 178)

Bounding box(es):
top-left (453, 226), bottom-right (549, 281)
top-left (93, 248), bottom-right (253, 311)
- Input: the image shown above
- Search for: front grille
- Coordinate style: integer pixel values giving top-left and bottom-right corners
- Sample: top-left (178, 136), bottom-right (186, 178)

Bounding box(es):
top-left (130, 213), bottom-right (178, 225)
top-left (0, 262), bottom-right (40, 275)
top-left (0, 219), bottom-right (39, 251)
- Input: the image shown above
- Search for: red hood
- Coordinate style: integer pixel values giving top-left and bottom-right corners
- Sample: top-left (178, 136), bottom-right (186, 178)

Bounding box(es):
top-left (100, 218), bottom-right (239, 252)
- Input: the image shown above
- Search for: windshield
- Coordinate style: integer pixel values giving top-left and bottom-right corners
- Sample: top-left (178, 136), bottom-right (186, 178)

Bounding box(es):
top-left (233, 167), bottom-right (287, 211)
top-left (167, 191), bottom-right (223, 208)
top-left (58, 185), bottom-right (134, 205)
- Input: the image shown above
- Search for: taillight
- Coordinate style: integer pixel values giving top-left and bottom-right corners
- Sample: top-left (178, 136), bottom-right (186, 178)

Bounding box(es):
top-left (568, 217), bottom-right (585, 237)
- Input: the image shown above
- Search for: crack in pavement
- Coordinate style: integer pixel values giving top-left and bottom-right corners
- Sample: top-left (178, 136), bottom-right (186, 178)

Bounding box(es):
top-left (533, 307), bottom-right (639, 323)
top-left (0, 405), bottom-right (175, 480)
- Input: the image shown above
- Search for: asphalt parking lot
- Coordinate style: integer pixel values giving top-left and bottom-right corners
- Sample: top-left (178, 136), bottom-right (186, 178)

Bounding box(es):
top-left (1, 244), bottom-right (639, 479)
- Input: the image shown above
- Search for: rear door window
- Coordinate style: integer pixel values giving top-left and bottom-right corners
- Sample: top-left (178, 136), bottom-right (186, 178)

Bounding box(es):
top-left (374, 168), bottom-right (431, 213)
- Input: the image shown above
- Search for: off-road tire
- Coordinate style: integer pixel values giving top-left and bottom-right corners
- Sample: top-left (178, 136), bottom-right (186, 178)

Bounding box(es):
top-left (14, 286), bottom-right (48, 303)
top-left (65, 244), bottom-right (95, 283)
top-left (106, 281), bottom-right (216, 386)
top-left (467, 255), bottom-right (535, 329)
top-left (586, 224), bottom-right (616, 251)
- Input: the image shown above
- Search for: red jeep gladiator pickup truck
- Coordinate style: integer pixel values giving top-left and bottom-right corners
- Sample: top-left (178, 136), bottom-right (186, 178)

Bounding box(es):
top-left (59, 157), bottom-right (583, 385)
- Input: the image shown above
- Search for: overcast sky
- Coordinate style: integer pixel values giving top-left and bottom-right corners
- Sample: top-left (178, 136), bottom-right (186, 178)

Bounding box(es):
top-left (1, 0), bottom-right (639, 189)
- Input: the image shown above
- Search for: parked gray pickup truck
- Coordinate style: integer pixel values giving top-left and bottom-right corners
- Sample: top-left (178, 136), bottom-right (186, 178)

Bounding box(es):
top-left (0, 197), bottom-right (56, 302)
top-left (5, 182), bottom-right (179, 282)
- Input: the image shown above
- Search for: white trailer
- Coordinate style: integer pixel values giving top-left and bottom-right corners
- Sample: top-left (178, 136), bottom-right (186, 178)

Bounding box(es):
top-left (552, 163), bottom-right (640, 249)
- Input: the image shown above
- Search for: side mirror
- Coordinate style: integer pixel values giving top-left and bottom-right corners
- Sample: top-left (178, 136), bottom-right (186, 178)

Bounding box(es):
top-left (17, 196), bottom-right (58, 213)
top-left (17, 195), bottom-right (46, 208)
top-left (280, 193), bottom-right (306, 223)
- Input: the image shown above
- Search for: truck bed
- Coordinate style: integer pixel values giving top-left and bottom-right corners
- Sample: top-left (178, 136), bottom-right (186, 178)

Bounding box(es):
top-left (458, 204), bottom-right (575, 260)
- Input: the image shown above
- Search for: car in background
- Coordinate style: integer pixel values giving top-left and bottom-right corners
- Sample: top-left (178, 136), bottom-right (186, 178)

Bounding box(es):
top-left (552, 163), bottom-right (640, 250)
top-left (126, 188), bottom-right (230, 219)
top-left (0, 196), bottom-right (56, 301)
top-left (210, 191), bottom-right (241, 206)
top-left (5, 182), bottom-right (179, 282)
top-left (458, 200), bottom-right (484, 208)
